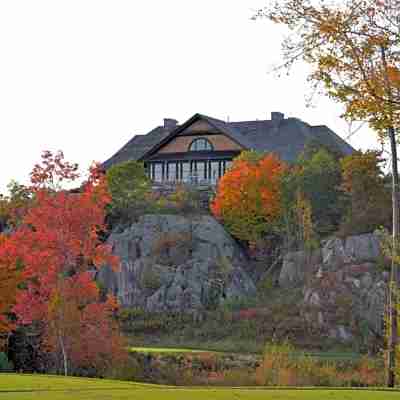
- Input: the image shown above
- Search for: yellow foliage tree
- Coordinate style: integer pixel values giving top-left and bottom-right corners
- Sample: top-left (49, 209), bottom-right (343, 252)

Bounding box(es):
top-left (256, 0), bottom-right (400, 386)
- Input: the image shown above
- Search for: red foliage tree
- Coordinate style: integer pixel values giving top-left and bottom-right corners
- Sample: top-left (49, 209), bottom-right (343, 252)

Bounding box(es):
top-left (0, 234), bottom-right (21, 350)
top-left (211, 152), bottom-right (286, 243)
top-left (0, 151), bottom-right (126, 375)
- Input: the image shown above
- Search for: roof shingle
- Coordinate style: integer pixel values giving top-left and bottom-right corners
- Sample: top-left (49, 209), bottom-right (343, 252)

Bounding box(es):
top-left (102, 113), bottom-right (354, 169)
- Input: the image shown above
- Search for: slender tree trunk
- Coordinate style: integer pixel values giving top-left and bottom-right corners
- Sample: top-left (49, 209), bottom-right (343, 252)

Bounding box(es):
top-left (58, 333), bottom-right (68, 377)
top-left (388, 125), bottom-right (400, 388)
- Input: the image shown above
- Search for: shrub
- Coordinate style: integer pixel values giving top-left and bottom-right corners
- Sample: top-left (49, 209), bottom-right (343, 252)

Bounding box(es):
top-left (0, 352), bottom-right (13, 371)
top-left (256, 340), bottom-right (384, 387)
top-left (152, 232), bottom-right (192, 265)
top-left (167, 184), bottom-right (202, 214)
top-left (141, 266), bottom-right (162, 292)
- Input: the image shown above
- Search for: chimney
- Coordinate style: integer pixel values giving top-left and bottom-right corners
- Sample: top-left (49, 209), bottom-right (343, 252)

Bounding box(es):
top-left (164, 118), bottom-right (178, 130)
top-left (271, 112), bottom-right (284, 121)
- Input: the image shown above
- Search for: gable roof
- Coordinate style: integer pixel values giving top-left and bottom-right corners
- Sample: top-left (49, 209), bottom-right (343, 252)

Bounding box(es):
top-left (102, 113), bottom-right (355, 169)
top-left (139, 113), bottom-right (254, 161)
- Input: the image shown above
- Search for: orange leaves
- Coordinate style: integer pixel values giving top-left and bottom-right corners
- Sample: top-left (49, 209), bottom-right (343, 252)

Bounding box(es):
top-left (388, 66), bottom-right (400, 88)
top-left (211, 153), bottom-right (286, 242)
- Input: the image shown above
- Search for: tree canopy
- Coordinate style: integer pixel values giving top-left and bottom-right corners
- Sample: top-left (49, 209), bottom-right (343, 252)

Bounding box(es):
top-left (211, 152), bottom-right (286, 243)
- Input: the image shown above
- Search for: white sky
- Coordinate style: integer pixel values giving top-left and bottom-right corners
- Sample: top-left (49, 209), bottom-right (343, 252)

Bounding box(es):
top-left (0, 0), bottom-right (381, 193)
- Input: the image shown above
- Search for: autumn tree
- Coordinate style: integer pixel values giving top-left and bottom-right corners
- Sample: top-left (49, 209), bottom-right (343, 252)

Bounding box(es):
top-left (340, 150), bottom-right (391, 235)
top-left (257, 0), bottom-right (400, 385)
top-left (0, 151), bottom-right (126, 376)
top-left (211, 152), bottom-right (286, 243)
top-left (0, 235), bottom-right (21, 351)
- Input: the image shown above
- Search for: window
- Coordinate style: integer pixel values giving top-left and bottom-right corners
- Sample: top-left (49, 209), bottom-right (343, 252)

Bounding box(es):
top-left (182, 162), bottom-right (190, 182)
top-left (154, 164), bottom-right (163, 183)
top-left (189, 138), bottom-right (213, 152)
top-left (167, 162), bottom-right (177, 182)
top-left (196, 161), bottom-right (206, 181)
top-left (211, 162), bottom-right (219, 184)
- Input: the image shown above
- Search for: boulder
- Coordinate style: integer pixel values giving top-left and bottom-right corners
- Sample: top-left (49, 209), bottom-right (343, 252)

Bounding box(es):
top-left (98, 215), bottom-right (256, 312)
top-left (321, 233), bottom-right (381, 271)
top-left (344, 233), bottom-right (381, 264)
top-left (363, 281), bottom-right (387, 335)
top-left (302, 264), bottom-right (388, 339)
top-left (322, 238), bottom-right (349, 270)
top-left (279, 249), bottom-right (322, 288)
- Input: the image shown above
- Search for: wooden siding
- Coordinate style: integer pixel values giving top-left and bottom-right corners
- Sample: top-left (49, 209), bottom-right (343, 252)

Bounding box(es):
top-left (156, 134), bottom-right (243, 154)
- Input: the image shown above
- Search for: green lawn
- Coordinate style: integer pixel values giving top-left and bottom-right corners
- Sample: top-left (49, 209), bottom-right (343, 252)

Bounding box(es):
top-left (129, 346), bottom-right (211, 354)
top-left (0, 374), bottom-right (399, 400)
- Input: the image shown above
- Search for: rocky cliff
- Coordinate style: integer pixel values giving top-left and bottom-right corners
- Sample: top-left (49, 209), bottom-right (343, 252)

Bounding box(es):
top-left (98, 215), bottom-right (256, 312)
top-left (279, 232), bottom-right (388, 342)
top-left (99, 215), bottom-right (388, 345)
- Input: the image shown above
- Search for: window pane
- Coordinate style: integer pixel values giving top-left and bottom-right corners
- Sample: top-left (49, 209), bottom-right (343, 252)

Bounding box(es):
top-left (222, 161), bottom-right (227, 175)
top-left (182, 162), bottom-right (190, 182)
top-left (211, 162), bottom-right (219, 184)
top-left (197, 161), bottom-right (206, 181)
top-left (189, 138), bottom-right (213, 152)
top-left (168, 162), bottom-right (176, 182)
top-left (154, 164), bottom-right (163, 183)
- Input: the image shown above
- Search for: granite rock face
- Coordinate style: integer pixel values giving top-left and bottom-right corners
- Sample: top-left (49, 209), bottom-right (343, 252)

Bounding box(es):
top-left (279, 249), bottom-right (322, 289)
top-left (279, 232), bottom-right (388, 341)
top-left (97, 215), bottom-right (256, 312)
top-left (321, 233), bottom-right (381, 270)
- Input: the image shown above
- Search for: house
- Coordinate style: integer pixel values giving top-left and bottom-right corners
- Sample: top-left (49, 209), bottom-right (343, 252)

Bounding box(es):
top-left (103, 112), bottom-right (354, 185)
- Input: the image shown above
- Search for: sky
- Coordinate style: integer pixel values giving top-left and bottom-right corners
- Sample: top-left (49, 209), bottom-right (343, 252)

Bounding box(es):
top-left (0, 0), bottom-right (381, 193)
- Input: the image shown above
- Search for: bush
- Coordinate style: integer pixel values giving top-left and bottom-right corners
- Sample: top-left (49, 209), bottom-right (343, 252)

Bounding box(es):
top-left (0, 352), bottom-right (13, 371)
top-left (167, 184), bottom-right (202, 214)
top-left (256, 340), bottom-right (384, 387)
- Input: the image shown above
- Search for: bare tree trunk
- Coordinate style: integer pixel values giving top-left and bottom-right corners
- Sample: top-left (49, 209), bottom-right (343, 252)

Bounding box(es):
top-left (387, 125), bottom-right (400, 387)
top-left (58, 333), bottom-right (68, 377)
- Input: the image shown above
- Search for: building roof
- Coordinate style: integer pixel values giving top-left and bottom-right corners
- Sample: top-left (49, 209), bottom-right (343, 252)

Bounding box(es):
top-left (102, 126), bottom-right (173, 170)
top-left (102, 113), bottom-right (355, 169)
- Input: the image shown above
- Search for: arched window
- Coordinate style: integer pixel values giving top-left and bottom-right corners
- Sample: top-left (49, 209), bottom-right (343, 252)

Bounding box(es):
top-left (189, 138), bottom-right (214, 152)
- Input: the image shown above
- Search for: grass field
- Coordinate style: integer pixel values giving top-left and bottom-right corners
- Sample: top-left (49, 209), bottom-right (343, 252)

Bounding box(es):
top-left (0, 374), bottom-right (399, 400)
top-left (129, 346), bottom-right (361, 361)
top-left (129, 346), bottom-right (211, 354)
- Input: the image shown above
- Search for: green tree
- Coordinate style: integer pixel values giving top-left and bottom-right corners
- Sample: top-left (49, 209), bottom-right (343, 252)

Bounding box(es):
top-left (340, 150), bottom-right (391, 235)
top-left (0, 181), bottom-right (31, 231)
top-left (282, 147), bottom-right (342, 244)
top-left (106, 161), bottom-right (151, 225)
